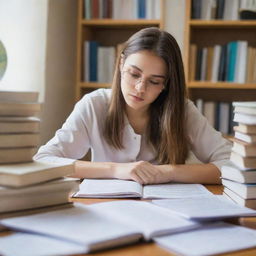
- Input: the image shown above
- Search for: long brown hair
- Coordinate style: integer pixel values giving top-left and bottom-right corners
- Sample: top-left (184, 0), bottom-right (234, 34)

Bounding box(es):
top-left (104, 27), bottom-right (189, 164)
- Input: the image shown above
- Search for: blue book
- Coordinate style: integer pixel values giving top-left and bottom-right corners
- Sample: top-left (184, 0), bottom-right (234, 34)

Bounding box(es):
top-left (89, 41), bottom-right (99, 82)
top-left (138, 0), bottom-right (146, 19)
top-left (227, 41), bottom-right (238, 82)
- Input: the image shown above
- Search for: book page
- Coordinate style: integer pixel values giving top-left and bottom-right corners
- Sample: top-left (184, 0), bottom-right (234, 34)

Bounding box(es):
top-left (0, 203), bottom-right (142, 251)
top-left (152, 196), bottom-right (256, 220)
top-left (143, 183), bottom-right (213, 199)
top-left (0, 232), bottom-right (86, 256)
top-left (73, 179), bottom-right (143, 198)
top-left (90, 200), bottom-right (198, 240)
top-left (154, 222), bottom-right (256, 256)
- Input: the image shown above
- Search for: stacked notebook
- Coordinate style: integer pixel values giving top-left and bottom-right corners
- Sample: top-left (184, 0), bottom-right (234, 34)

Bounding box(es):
top-left (221, 101), bottom-right (256, 209)
top-left (0, 91), bottom-right (41, 164)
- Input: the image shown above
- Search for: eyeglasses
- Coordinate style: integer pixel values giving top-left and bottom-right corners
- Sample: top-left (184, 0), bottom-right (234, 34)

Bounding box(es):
top-left (121, 69), bottom-right (165, 89)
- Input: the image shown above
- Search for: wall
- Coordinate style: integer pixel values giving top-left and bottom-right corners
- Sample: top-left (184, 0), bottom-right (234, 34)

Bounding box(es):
top-left (0, 0), bottom-right (48, 98)
top-left (0, 0), bottom-right (77, 145)
top-left (41, 0), bottom-right (77, 144)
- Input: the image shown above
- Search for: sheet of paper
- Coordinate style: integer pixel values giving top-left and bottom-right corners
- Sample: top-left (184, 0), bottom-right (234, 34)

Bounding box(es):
top-left (0, 203), bottom-right (142, 251)
top-left (154, 222), bottom-right (256, 256)
top-left (143, 183), bottom-right (213, 199)
top-left (152, 196), bottom-right (256, 220)
top-left (0, 232), bottom-right (86, 256)
top-left (73, 179), bottom-right (143, 198)
top-left (90, 200), bottom-right (199, 240)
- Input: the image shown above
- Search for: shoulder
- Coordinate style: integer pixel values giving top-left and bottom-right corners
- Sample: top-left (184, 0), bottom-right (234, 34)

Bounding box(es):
top-left (76, 89), bottom-right (111, 112)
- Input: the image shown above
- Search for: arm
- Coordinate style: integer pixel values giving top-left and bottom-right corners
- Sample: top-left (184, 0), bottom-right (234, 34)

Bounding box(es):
top-left (73, 160), bottom-right (220, 185)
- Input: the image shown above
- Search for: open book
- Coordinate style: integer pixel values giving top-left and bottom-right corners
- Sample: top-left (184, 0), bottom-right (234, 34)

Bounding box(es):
top-left (73, 179), bottom-right (213, 199)
top-left (0, 201), bottom-right (199, 253)
top-left (152, 195), bottom-right (256, 221)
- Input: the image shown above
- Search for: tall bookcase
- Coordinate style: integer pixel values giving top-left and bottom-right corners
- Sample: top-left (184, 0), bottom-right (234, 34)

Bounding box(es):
top-left (184, 0), bottom-right (256, 103)
top-left (75, 0), bottom-right (165, 101)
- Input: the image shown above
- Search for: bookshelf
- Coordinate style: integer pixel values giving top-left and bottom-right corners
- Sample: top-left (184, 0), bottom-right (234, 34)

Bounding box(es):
top-left (75, 0), bottom-right (165, 101)
top-left (184, 0), bottom-right (256, 102)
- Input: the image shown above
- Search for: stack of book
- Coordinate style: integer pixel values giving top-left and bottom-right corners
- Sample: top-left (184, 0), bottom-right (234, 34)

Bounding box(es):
top-left (0, 91), bottom-right (79, 214)
top-left (221, 101), bottom-right (256, 209)
top-left (0, 91), bottom-right (41, 164)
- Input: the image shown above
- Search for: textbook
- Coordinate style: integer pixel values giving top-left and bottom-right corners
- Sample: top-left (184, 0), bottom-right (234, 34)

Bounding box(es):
top-left (221, 163), bottom-right (256, 183)
top-left (0, 117), bottom-right (40, 133)
top-left (154, 222), bottom-right (256, 256)
top-left (73, 179), bottom-right (213, 199)
top-left (230, 151), bottom-right (256, 169)
top-left (0, 147), bottom-right (37, 164)
top-left (0, 90), bottom-right (39, 102)
top-left (234, 112), bottom-right (256, 125)
top-left (231, 137), bottom-right (256, 157)
top-left (235, 131), bottom-right (256, 143)
top-left (0, 161), bottom-right (75, 187)
top-left (234, 124), bottom-right (256, 134)
top-left (0, 102), bottom-right (41, 116)
top-left (222, 179), bottom-right (256, 199)
top-left (224, 187), bottom-right (256, 209)
top-left (151, 196), bottom-right (256, 221)
top-left (0, 133), bottom-right (40, 148)
top-left (0, 201), bottom-right (199, 252)
top-left (0, 177), bottom-right (79, 213)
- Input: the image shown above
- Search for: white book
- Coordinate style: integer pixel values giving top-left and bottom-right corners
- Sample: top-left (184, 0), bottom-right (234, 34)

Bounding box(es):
top-left (224, 187), bottom-right (256, 209)
top-left (0, 102), bottom-right (41, 116)
top-left (211, 44), bottom-right (221, 82)
top-left (195, 98), bottom-right (203, 113)
top-left (0, 178), bottom-right (79, 213)
top-left (0, 201), bottom-right (198, 252)
top-left (0, 91), bottom-right (38, 103)
top-left (201, 0), bottom-right (213, 20)
top-left (200, 47), bottom-right (208, 80)
top-left (222, 178), bottom-right (256, 199)
top-left (154, 222), bottom-right (256, 256)
top-left (223, 0), bottom-right (239, 20)
top-left (218, 102), bottom-right (230, 134)
top-left (221, 163), bottom-right (256, 183)
top-left (235, 131), bottom-right (256, 143)
top-left (233, 101), bottom-right (256, 108)
top-left (234, 112), bottom-right (256, 125)
top-left (0, 161), bottom-right (74, 187)
top-left (0, 116), bottom-right (40, 133)
top-left (234, 106), bottom-right (256, 115)
top-left (0, 133), bottom-right (40, 148)
top-left (83, 41), bottom-right (89, 82)
top-left (152, 196), bottom-right (256, 221)
top-left (0, 232), bottom-right (86, 256)
top-left (230, 151), bottom-right (256, 169)
top-left (235, 41), bottom-right (248, 83)
top-left (73, 179), bottom-right (212, 199)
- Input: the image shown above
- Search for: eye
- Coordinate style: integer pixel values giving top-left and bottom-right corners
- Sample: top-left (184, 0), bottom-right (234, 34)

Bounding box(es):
top-left (149, 79), bottom-right (162, 86)
top-left (129, 71), bottom-right (140, 79)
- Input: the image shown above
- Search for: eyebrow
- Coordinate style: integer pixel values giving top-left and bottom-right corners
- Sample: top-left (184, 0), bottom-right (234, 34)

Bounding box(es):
top-left (129, 64), bottom-right (166, 79)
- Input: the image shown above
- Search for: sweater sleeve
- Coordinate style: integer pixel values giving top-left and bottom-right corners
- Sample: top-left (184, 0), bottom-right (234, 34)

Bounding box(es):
top-left (186, 100), bottom-right (232, 170)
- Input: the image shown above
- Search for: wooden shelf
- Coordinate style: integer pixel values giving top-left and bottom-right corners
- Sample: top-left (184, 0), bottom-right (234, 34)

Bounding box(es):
top-left (81, 19), bottom-right (161, 27)
top-left (79, 82), bottom-right (110, 89)
top-left (188, 82), bottom-right (256, 89)
top-left (189, 20), bottom-right (256, 28)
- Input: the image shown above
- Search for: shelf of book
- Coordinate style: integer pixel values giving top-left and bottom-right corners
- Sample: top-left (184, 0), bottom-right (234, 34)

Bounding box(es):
top-left (75, 0), bottom-right (165, 101)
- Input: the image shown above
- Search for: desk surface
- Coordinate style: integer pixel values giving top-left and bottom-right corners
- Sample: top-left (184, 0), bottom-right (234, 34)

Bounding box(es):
top-left (2, 185), bottom-right (256, 256)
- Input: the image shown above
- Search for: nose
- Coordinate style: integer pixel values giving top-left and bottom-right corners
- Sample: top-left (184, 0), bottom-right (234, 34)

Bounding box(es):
top-left (135, 79), bottom-right (146, 93)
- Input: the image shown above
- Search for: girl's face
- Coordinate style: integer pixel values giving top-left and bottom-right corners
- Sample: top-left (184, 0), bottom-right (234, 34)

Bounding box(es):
top-left (120, 50), bottom-right (167, 113)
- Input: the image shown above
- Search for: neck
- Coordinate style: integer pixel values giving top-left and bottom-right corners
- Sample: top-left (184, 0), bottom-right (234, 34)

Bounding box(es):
top-left (125, 106), bottom-right (149, 134)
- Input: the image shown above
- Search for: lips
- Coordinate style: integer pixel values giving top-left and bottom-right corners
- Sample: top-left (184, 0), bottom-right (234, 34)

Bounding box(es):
top-left (130, 94), bottom-right (144, 102)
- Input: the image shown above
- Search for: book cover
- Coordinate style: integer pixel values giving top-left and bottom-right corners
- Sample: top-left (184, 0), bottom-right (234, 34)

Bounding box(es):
top-left (0, 161), bottom-right (74, 187)
top-left (232, 137), bottom-right (256, 157)
top-left (234, 124), bottom-right (256, 134)
top-left (230, 151), bottom-right (256, 169)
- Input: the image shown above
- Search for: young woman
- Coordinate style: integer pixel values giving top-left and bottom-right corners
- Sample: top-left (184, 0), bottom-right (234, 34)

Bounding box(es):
top-left (34, 27), bottom-right (231, 184)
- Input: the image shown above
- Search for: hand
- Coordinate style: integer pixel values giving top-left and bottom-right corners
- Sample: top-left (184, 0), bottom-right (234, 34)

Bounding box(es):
top-left (113, 161), bottom-right (173, 185)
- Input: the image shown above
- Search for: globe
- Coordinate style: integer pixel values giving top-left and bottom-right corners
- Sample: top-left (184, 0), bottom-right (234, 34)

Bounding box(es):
top-left (0, 40), bottom-right (7, 80)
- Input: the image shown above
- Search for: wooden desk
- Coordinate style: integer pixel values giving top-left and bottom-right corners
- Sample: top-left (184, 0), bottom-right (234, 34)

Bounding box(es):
top-left (1, 185), bottom-right (256, 256)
